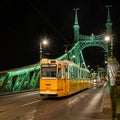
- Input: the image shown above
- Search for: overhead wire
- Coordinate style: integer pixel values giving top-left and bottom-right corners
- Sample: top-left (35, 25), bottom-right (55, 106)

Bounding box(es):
top-left (25, 0), bottom-right (69, 44)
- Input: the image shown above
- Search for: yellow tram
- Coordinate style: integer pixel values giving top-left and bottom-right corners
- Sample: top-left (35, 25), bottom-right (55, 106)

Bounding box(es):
top-left (40, 58), bottom-right (91, 97)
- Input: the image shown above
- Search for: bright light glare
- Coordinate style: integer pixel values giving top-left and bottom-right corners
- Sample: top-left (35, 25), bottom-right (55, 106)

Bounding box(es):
top-left (72, 55), bottom-right (76, 58)
top-left (87, 65), bottom-right (90, 68)
top-left (42, 39), bottom-right (48, 45)
top-left (105, 61), bottom-right (107, 64)
top-left (82, 62), bottom-right (85, 64)
top-left (104, 36), bottom-right (110, 42)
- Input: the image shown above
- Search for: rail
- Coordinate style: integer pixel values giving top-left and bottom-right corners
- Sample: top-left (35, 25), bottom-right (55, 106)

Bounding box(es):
top-left (107, 57), bottom-right (120, 120)
top-left (0, 63), bottom-right (40, 94)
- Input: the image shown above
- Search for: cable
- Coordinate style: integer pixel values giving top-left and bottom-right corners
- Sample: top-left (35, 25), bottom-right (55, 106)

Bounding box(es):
top-left (25, 0), bottom-right (69, 44)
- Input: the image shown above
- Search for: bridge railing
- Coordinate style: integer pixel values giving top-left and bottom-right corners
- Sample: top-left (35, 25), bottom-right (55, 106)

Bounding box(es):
top-left (107, 57), bottom-right (120, 119)
top-left (0, 63), bottom-right (40, 95)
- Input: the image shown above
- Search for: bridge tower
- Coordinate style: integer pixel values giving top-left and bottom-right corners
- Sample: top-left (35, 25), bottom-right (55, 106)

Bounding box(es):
top-left (105, 5), bottom-right (113, 58)
top-left (57, 6), bottom-right (112, 70)
top-left (106, 5), bottom-right (112, 34)
top-left (73, 8), bottom-right (80, 43)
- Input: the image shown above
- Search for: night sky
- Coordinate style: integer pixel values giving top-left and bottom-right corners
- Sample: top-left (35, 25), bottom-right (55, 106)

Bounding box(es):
top-left (0, 0), bottom-right (119, 71)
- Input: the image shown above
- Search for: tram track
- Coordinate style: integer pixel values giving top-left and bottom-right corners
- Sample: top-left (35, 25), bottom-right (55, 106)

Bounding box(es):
top-left (0, 85), bottom-right (105, 120)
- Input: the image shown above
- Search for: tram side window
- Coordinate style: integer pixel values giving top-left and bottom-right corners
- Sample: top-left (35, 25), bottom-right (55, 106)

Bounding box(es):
top-left (64, 66), bottom-right (68, 78)
top-left (69, 66), bottom-right (77, 78)
top-left (73, 67), bottom-right (77, 78)
top-left (84, 71), bottom-right (87, 78)
top-left (58, 68), bottom-right (62, 78)
top-left (86, 72), bottom-right (90, 78)
top-left (86, 72), bottom-right (89, 78)
top-left (81, 70), bottom-right (83, 78)
top-left (69, 66), bottom-right (74, 78)
top-left (84, 71), bottom-right (85, 78)
top-left (78, 69), bottom-right (80, 78)
top-left (83, 71), bottom-right (85, 78)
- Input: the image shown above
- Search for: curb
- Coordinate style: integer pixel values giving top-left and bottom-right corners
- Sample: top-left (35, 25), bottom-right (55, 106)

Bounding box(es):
top-left (102, 85), bottom-right (113, 119)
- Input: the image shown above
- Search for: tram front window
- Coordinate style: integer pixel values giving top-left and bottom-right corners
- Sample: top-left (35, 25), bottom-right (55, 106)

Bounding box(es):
top-left (41, 65), bottom-right (56, 77)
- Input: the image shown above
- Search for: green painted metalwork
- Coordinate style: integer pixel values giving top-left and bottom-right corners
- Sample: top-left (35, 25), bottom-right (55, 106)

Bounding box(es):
top-left (29, 69), bottom-right (40, 89)
top-left (73, 8), bottom-right (80, 43)
top-left (115, 69), bottom-right (120, 119)
top-left (79, 34), bottom-right (108, 52)
top-left (106, 5), bottom-right (112, 34)
top-left (0, 64), bottom-right (40, 94)
top-left (107, 58), bottom-right (120, 119)
top-left (57, 7), bottom-right (111, 70)
top-left (0, 73), bottom-right (9, 93)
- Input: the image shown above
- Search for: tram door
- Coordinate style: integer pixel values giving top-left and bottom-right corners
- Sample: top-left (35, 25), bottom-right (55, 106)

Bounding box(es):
top-left (63, 65), bottom-right (68, 94)
top-left (58, 64), bottom-right (65, 93)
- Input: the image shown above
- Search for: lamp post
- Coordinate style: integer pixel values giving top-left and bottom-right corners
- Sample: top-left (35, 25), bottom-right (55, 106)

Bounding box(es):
top-left (40, 38), bottom-right (48, 62)
top-left (104, 35), bottom-right (113, 59)
top-left (40, 41), bottom-right (42, 61)
top-left (72, 55), bottom-right (76, 63)
top-left (110, 36), bottom-right (113, 59)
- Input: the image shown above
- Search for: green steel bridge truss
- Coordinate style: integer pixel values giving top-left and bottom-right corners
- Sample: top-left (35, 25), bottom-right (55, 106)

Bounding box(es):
top-left (0, 64), bottom-right (40, 94)
top-left (57, 33), bottom-right (108, 67)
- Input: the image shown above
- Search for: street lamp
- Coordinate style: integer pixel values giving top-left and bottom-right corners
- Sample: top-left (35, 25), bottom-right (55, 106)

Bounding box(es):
top-left (70, 55), bottom-right (76, 63)
top-left (72, 55), bottom-right (76, 58)
top-left (110, 36), bottom-right (113, 58)
top-left (40, 38), bottom-right (48, 61)
top-left (104, 35), bottom-right (111, 42)
top-left (104, 60), bottom-right (108, 64)
top-left (87, 65), bottom-right (90, 69)
top-left (104, 35), bottom-right (113, 59)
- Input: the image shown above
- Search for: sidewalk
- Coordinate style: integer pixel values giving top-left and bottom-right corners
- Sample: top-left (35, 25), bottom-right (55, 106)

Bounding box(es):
top-left (101, 85), bottom-right (113, 120)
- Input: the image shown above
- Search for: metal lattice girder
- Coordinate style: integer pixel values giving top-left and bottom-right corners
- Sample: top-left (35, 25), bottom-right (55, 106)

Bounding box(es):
top-left (8, 64), bottom-right (40, 76)
top-left (0, 74), bottom-right (8, 89)
top-left (79, 33), bottom-right (108, 51)
top-left (35, 71), bottom-right (40, 88)
top-left (57, 54), bottom-right (67, 60)
top-left (29, 70), bottom-right (40, 89)
top-left (12, 74), bottom-right (24, 91)
top-left (79, 34), bottom-right (105, 40)
top-left (22, 72), bottom-right (30, 90)
top-left (0, 77), bottom-right (5, 87)
top-left (57, 41), bottom-right (87, 67)
top-left (79, 40), bottom-right (108, 52)
top-left (0, 73), bottom-right (9, 93)
top-left (57, 34), bottom-right (108, 70)
top-left (0, 63), bottom-right (40, 93)
top-left (12, 72), bottom-right (31, 91)
top-left (57, 5), bottom-right (111, 73)
top-left (5, 75), bottom-right (13, 92)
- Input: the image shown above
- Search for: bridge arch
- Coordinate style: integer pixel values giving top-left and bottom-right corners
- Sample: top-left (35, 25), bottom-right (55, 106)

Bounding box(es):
top-left (58, 6), bottom-right (112, 68)
top-left (79, 41), bottom-right (108, 52)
